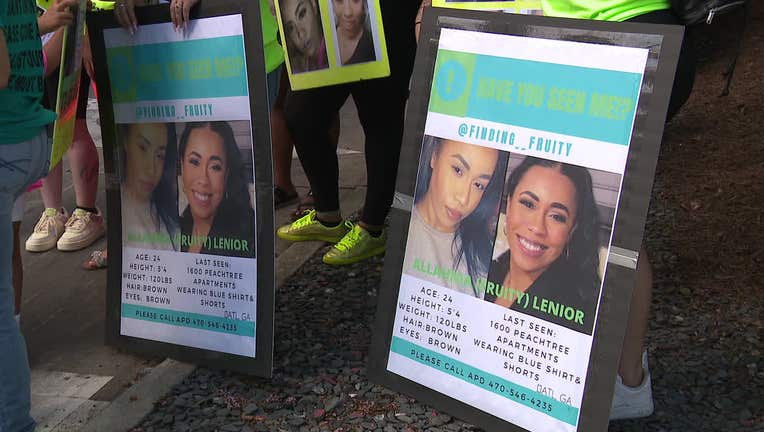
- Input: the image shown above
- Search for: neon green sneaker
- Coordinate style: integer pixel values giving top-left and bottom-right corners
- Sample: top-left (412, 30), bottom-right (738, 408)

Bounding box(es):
top-left (276, 210), bottom-right (350, 243)
top-left (322, 222), bottom-right (386, 265)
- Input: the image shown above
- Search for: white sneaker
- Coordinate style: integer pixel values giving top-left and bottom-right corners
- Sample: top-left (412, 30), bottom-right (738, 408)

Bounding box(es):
top-left (610, 351), bottom-right (654, 420)
top-left (25, 208), bottom-right (68, 252)
top-left (57, 208), bottom-right (106, 251)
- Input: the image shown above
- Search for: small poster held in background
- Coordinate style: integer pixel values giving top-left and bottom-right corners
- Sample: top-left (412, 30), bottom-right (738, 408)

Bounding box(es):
top-left (369, 8), bottom-right (682, 432)
top-left (88, 1), bottom-right (275, 376)
top-left (49, 0), bottom-right (87, 169)
top-left (274, 0), bottom-right (390, 90)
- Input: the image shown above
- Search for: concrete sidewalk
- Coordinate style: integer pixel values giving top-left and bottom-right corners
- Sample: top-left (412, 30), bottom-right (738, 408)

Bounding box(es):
top-left (19, 97), bottom-right (369, 431)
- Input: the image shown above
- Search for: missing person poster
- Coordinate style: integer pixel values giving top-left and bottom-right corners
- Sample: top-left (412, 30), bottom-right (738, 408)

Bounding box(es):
top-left (105, 15), bottom-right (258, 357)
top-left (89, 2), bottom-right (275, 375)
top-left (274, 0), bottom-right (389, 90)
top-left (370, 9), bottom-right (682, 432)
top-left (432, 0), bottom-right (542, 14)
top-left (49, 0), bottom-right (87, 168)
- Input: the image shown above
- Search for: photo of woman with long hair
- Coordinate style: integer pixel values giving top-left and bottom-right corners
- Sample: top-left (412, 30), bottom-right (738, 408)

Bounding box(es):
top-left (403, 136), bottom-right (508, 297)
top-left (120, 123), bottom-right (179, 251)
top-left (486, 156), bottom-right (602, 333)
top-left (331, 0), bottom-right (376, 66)
top-left (280, 0), bottom-right (329, 73)
top-left (178, 121), bottom-right (256, 258)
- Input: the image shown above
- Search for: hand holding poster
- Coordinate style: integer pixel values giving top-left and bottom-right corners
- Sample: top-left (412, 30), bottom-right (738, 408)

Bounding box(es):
top-left (87, 2), bottom-right (275, 376)
top-left (274, 0), bottom-right (390, 90)
top-left (370, 8), bottom-right (682, 432)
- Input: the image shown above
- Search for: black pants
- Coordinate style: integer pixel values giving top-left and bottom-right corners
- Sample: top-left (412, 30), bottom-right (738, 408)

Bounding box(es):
top-left (626, 9), bottom-right (697, 121)
top-left (285, 1), bottom-right (420, 227)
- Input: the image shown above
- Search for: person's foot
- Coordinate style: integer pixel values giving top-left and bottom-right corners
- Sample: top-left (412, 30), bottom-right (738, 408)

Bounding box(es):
top-left (277, 209), bottom-right (350, 243)
top-left (274, 186), bottom-right (298, 209)
top-left (291, 190), bottom-right (315, 221)
top-left (610, 351), bottom-right (654, 420)
top-left (57, 208), bottom-right (106, 251)
top-left (322, 223), bottom-right (386, 265)
top-left (25, 208), bottom-right (68, 252)
top-left (83, 249), bottom-right (108, 270)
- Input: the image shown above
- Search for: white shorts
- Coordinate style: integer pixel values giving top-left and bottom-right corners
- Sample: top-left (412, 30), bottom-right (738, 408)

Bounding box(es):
top-left (12, 194), bottom-right (26, 223)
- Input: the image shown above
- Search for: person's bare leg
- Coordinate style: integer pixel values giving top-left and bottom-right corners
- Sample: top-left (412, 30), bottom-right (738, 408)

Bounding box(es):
top-left (12, 221), bottom-right (22, 316)
top-left (40, 162), bottom-right (63, 209)
top-left (68, 119), bottom-right (99, 209)
top-left (29, 160), bottom-right (68, 253)
top-left (619, 246), bottom-right (652, 386)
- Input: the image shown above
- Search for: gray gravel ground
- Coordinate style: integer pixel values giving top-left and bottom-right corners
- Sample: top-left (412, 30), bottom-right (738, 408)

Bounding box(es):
top-left (129, 227), bottom-right (761, 432)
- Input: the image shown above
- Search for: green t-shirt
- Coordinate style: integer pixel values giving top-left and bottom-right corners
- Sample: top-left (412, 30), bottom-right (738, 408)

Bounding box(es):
top-left (260, 0), bottom-right (283, 73)
top-left (541, 0), bottom-right (671, 21)
top-left (0, 0), bottom-right (56, 144)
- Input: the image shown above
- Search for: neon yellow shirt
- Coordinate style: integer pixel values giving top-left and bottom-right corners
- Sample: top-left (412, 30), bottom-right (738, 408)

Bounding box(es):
top-left (260, 0), bottom-right (284, 73)
top-left (541, 0), bottom-right (671, 22)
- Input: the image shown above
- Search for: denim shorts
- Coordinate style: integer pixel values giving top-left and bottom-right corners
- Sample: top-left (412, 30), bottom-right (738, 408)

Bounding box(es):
top-left (0, 130), bottom-right (51, 432)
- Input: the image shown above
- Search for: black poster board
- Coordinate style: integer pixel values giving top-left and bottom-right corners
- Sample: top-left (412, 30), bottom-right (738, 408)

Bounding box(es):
top-left (88, 0), bottom-right (274, 376)
top-left (369, 8), bottom-right (681, 431)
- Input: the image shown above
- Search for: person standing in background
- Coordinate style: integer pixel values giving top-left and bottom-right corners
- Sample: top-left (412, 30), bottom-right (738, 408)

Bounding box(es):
top-left (277, 0), bottom-right (422, 265)
top-left (1, 0), bottom-right (59, 427)
top-left (25, 0), bottom-right (105, 254)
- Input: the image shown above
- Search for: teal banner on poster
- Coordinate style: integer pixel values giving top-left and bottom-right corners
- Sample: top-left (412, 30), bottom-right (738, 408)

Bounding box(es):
top-left (430, 50), bottom-right (643, 145)
top-left (122, 303), bottom-right (256, 337)
top-left (391, 337), bottom-right (579, 425)
top-left (107, 35), bottom-right (248, 102)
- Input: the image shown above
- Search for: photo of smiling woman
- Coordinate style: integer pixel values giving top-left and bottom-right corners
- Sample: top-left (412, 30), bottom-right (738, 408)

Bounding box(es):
top-left (280, 0), bottom-right (330, 73)
top-left (402, 136), bottom-right (508, 297)
top-left (330, 0), bottom-right (377, 66)
top-left (120, 123), bottom-right (179, 251)
top-left (486, 156), bottom-right (603, 334)
top-left (178, 121), bottom-right (256, 258)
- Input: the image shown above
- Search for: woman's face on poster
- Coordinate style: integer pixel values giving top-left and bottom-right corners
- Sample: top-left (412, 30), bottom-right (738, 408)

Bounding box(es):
top-left (181, 127), bottom-right (228, 224)
top-left (506, 165), bottom-right (578, 280)
top-left (333, 0), bottom-right (364, 34)
top-left (283, 0), bottom-right (322, 58)
top-left (427, 139), bottom-right (498, 233)
top-left (124, 123), bottom-right (167, 203)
